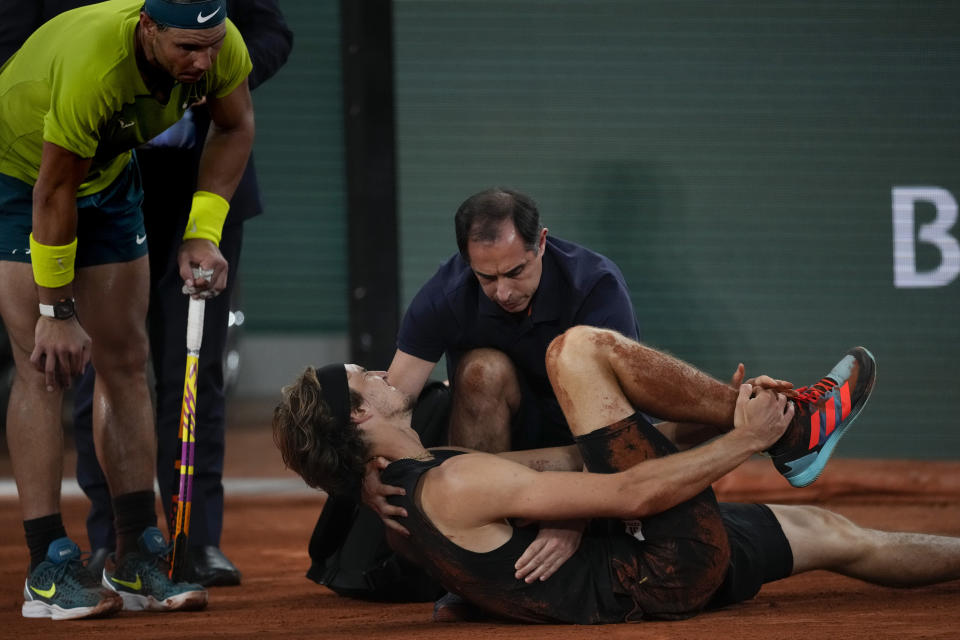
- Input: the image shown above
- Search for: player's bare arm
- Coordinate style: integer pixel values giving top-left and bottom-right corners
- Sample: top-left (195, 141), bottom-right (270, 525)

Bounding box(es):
top-left (364, 443), bottom-right (583, 538)
top-left (29, 142), bottom-right (93, 389)
top-left (179, 79), bottom-right (254, 295)
top-left (197, 78), bottom-right (254, 198)
top-left (495, 444), bottom-right (582, 471)
top-left (420, 385), bottom-right (792, 550)
top-left (454, 442), bottom-right (588, 582)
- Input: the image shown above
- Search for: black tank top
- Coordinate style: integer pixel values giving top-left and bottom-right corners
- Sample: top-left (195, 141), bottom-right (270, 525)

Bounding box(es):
top-left (382, 449), bottom-right (641, 624)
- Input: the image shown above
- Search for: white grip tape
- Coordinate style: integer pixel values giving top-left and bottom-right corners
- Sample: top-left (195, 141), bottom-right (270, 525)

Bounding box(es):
top-left (186, 296), bottom-right (206, 353)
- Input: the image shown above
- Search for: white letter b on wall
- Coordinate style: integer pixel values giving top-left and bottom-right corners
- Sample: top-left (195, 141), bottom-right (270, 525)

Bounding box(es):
top-left (892, 186), bottom-right (960, 288)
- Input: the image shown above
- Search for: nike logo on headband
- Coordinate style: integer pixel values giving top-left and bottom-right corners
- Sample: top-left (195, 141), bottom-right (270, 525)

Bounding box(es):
top-left (197, 7), bottom-right (221, 23)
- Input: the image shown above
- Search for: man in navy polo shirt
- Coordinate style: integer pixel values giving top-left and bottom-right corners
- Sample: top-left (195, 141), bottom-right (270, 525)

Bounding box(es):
top-left (388, 188), bottom-right (639, 453)
top-left (371, 188), bottom-right (640, 592)
top-left (307, 193), bottom-right (627, 602)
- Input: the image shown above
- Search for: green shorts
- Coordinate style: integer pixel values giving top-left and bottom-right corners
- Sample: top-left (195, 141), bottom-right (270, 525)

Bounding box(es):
top-left (0, 157), bottom-right (147, 266)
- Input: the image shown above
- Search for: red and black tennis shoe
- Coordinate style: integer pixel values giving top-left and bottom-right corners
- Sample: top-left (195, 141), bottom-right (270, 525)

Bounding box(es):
top-left (768, 347), bottom-right (877, 488)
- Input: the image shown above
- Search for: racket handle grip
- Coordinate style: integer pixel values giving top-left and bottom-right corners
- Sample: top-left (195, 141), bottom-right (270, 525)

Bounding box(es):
top-left (186, 296), bottom-right (205, 353)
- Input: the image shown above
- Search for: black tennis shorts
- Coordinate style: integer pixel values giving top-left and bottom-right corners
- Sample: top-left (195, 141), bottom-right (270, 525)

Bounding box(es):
top-left (708, 502), bottom-right (794, 608)
top-left (574, 413), bottom-right (731, 620)
top-left (574, 412), bottom-right (794, 617)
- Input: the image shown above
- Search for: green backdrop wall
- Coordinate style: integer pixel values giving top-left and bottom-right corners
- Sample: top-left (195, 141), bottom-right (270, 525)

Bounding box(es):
top-left (241, 1), bottom-right (959, 457)
top-left (391, 1), bottom-right (960, 458)
top-left (240, 0), bottom-right (346, 332)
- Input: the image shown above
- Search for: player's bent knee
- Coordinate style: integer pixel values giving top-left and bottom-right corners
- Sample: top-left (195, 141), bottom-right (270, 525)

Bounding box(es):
top-left (10, 364), bottom-right (56, 398)
top-left (456, 348), bottom-right (516, 393)
top-left (546, 325), bottom-right (607, 378)
top-left (90, 341), bottom-right (150, 378)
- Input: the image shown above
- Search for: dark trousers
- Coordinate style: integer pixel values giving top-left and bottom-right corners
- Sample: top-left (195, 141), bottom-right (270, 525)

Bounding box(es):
top-left (73, 147), bottom-right (244, 551)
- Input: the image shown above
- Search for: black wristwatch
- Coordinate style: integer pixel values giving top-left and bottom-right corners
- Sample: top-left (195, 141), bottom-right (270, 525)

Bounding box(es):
top-left (38, 297), bottom-right (76, 320)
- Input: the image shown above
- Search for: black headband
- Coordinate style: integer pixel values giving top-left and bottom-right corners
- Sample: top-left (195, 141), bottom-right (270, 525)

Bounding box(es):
top-left (315, 363), bottom-right (351, 429)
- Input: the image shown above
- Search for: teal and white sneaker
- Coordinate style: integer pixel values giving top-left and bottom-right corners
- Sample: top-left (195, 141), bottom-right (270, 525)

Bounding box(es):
top-left (103, 527), bottom-right (207, 612)
top-left (22, 537), bottom-right (122, 620)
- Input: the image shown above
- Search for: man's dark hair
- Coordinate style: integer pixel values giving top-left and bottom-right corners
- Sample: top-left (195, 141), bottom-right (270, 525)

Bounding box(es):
top-left (454, 188), bottom-right (543, 261)
top-left (272, 366), bottom-right (368, 497)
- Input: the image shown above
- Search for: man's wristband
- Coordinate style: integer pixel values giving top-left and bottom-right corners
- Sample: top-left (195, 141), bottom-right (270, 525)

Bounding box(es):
top-left (29, 233), bottom-right (77, 288)
top-left (183, 190), bottom-right (229, 246)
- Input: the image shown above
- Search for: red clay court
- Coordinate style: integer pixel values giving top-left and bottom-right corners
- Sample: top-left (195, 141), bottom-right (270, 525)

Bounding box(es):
top-left (2, 400), bottom-right (958, 639)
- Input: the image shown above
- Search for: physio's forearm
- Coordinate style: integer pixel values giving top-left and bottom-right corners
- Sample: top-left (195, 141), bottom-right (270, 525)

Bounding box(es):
top-left (385, 350), bottom-right (435, 399)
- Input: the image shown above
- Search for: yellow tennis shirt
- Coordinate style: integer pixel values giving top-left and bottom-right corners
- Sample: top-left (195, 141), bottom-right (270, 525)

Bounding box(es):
top-left (0, 0), bottom-right (251, 196)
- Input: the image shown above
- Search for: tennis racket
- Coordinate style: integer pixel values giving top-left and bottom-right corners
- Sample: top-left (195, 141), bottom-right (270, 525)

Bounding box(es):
top-left (169, 293), bottom-right (206, 581)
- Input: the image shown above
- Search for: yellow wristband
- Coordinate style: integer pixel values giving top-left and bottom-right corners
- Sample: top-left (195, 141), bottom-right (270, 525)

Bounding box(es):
top-left (29, 233), bottom-right (77, 288)
top-left (183, 190), bottom-right (230, 246)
